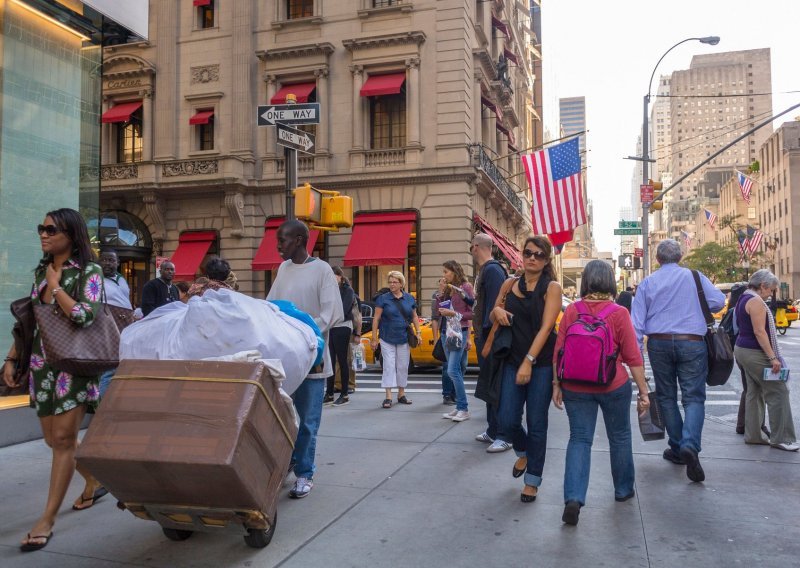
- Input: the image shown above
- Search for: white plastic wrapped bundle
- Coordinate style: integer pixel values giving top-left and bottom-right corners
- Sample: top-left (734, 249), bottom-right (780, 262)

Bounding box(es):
top-left (119, 289), bottom-right (317, 394)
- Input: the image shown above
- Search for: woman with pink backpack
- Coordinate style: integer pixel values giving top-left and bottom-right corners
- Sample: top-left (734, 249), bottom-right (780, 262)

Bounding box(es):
top-left (552, 260), bottom-right (650, 526)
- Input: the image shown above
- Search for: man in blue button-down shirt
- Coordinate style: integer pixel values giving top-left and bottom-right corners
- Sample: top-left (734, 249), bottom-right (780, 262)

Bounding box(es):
top-left (632, 239), bottom-right (725, 483)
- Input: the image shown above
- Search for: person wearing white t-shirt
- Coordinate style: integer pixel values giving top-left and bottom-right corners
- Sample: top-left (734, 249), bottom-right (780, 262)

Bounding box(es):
top-left (98, 249), bottom-right (132, 397)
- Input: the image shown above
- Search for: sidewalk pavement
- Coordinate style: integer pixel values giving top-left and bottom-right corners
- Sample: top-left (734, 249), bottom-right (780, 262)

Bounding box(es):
top-left (1, 392), bottom-right (798, 568)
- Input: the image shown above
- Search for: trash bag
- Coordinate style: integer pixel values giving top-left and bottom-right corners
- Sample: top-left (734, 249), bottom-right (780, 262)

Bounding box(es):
top-left (120, 289), bottom-right (318, 394)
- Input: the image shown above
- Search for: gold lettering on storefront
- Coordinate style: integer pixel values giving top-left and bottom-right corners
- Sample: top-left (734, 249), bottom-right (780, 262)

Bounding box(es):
top-left (107, 79), bottom-right (142, 89)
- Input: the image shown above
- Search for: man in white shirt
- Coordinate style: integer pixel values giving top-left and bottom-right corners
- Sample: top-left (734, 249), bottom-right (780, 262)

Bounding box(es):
top-left (98, 249), bottom-right (132, 397)
top-left (267, 220), bottom-right (343, 499)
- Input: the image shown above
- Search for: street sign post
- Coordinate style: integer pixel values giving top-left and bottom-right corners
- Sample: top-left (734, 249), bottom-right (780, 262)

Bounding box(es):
top-left (614, 228), bottom-right (643, 236)
top-left (257, 103), bottom-right (320, 126)
top-left (640, 184), bottom-right (654, 203)
top-left (619, 221), bottom-right (641, 229)
top-left (276, 122), bottom-right (316, 154)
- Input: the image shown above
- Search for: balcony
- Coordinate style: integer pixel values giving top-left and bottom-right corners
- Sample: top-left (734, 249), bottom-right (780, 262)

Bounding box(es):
top-left (276, 156), bottom-right (315, 174)
top-left (364, 148), bottom-right (406, 168)
top-left (470, 144), bottom-right (524, 216)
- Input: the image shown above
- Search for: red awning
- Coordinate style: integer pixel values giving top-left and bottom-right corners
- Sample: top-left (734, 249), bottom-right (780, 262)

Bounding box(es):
top-left (193, 0), bottom-right (212, 7)
top-left (101, 101), bottom-right (142, 124)
top-left (343, 212), bottom-right (416, 267)
top-left (491, 15), bottom-right (508, 36)
top-left (252, 219), bottom-right (320, 270)
top-left (189, 110), bottom-right (214, 125)
top-left (504, 48), bottom-right (519, 65)
top-left (496, 120), bottom-right (509, 136)
top-left (170, 231), bottom-right (216, 281)
top-left (480, 96), bottom-right (496, 113)
top-left (270, 82), bottom-right (317, 104)
top-left (473, 214), bottom-right (522, 270)
top-left (360, 73), bottom-right (406, 97)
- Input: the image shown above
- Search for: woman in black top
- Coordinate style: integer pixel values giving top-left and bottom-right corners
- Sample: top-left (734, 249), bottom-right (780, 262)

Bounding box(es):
top-left (325, 266), bottom-right (357, 406)
top-left (491, 236), bottom-right (562, 502)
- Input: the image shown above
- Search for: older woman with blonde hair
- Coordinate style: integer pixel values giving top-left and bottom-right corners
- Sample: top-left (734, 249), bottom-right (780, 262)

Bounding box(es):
top-left (370, 271), bottom-right (421, 408)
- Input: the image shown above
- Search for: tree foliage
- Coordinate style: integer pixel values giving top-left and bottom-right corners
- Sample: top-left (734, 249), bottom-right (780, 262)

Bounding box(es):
top-left (682, 242), bottom-right (742, 283)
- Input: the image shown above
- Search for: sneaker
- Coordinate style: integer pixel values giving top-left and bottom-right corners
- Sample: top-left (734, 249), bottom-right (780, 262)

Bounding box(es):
top-left (475, 431), bottom-right (494, 443)
top-left (442, 396), bottom-right (456, 406)
top-left (662, 448), bottom-right (684, 465)
top-left (679, 447), bottom-right (705, 482)
top-left (289, 477), bottom-right (313, 499)
top-left (451, 411), bottom-right (470, 422)
top-left (772, 442), bottom-right (800, 452)
top-left (323, 394), bottom-right (334, 405)
top-left (486, 439), bottom-right (513, 453)
top-left (333, 395), bottom-right (350, 407)
top-left (442, 409), bottom-right (459, 419)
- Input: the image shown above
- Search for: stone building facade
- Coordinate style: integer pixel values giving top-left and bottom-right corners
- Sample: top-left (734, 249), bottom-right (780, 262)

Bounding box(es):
top-left (98, 0), bottom-right (537, 311)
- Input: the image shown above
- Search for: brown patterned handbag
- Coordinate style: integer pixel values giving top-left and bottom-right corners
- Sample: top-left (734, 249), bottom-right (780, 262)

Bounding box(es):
top-left (33, 289), bottom-right (120, 377)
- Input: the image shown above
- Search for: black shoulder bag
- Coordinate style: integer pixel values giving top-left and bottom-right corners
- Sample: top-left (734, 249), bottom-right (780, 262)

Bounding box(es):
top-left (691, 270), bottom-right (734, 386)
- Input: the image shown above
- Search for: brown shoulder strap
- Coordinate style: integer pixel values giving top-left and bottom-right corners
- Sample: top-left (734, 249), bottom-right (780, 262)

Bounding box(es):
top-left (481, 277), bottom-right (519, 359)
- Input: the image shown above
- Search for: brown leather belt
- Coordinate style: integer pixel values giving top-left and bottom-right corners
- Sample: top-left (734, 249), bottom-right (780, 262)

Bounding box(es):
top-left (648, 333), bottom-right (704, 342)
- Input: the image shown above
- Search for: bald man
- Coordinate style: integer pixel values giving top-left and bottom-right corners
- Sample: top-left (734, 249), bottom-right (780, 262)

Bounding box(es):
top-left (141, 260), bottom-right (179, 316)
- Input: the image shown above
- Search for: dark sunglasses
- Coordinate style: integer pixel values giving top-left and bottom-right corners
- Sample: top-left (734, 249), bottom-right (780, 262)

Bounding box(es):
top-left (37, 224), bottom-right (62, 237)
top-left (523, 249), bottom-right (548, 260)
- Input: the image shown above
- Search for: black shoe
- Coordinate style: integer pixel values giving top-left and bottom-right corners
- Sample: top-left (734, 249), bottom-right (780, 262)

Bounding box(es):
top-left (562, 501), bottom-right (581, 525)
top-left (323, 394), bottom-right (334, 405)
top-left (662, 448), bottom-right (684, 465)
top-left (615, 491), bottom-right (635, 502)
top-left (348, 388), bottom-right (355, 395)
top-left (735, 426), bottom-right (745, 435)
top-left (679, 447), bottom-right (705, 482)
top-left (442, 396), bottom-right (456, 406)
top-left (333, 395), bottom-right (350, 407)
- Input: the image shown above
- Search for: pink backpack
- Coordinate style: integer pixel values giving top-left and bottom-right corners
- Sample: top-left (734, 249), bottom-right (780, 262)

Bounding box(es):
top-left (556, 301), bottom-right (619, 385)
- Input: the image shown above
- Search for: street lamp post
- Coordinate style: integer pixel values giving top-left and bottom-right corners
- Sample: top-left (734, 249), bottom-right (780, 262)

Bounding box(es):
top-left (641, 36), bottom-right (719, 275)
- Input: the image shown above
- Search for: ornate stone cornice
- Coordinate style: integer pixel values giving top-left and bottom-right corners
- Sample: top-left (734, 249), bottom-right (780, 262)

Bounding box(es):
top-left (473, 48), bottom-right (497, 82)
top-left (224, 191), bottom-right (246, 238)
top-left (162, 159), bottom-right (219, 177)
top-left (256, 43), bottom-right (335, 62)
top-left (342, 31), bottom-right (426, 52)
top-left (103, 54), bottom-right (155, 81)
top-left (101, 164), bottom-right (139, 181)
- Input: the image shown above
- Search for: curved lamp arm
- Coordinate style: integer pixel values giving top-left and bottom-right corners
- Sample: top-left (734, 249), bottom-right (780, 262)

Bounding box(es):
top-left (647, 36), bottom-right (720, 100)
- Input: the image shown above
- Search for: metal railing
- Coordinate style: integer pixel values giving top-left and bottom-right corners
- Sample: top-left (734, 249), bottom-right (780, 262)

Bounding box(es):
top-left (470, 144), bottom-right (523, 214)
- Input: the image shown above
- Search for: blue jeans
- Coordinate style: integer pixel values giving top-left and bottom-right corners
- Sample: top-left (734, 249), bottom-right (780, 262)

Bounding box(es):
top-left (445, 329), bottom-right (470, 411)
top-left (291, 378), bottom-right (325, 479)
top-left (563, 381), bottom-right (634, 505)
top-left (99, 368), bottom-right (116, 398)
top-left (647, 338), bottom-right (708, 454)
top-left (497, 362), bottom-right (553, 487)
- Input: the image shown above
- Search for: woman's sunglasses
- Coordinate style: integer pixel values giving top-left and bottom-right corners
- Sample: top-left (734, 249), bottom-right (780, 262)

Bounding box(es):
top-left (523, 249), bottom-right (548, 260)
top-left (37, 224), bottom-right (62, 237)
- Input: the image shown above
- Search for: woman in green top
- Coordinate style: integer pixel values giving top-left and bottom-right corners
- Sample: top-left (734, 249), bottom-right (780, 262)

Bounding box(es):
top-left (2, 208), bottom-right (106, 552)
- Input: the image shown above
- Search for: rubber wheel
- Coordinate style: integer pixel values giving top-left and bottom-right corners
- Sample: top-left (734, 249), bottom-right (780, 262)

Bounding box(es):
top-left (778, 327), bottom-right (787, 335)
top-left (244, 513), bottom-right (276, 549)
top-left (162, 527), bottom-right (193, 541)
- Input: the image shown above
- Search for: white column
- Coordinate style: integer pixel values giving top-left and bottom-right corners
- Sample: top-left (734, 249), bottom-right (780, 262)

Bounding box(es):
top-left (141, 89), bottom-right (153, 161)
top-left (406, 57), bottom-right (420, 147)
top-left (351, 65), bottom-right (364, 150)
top-left (314, 68), bottom-right (329, 153)
top-left (473, 74), bottom-right (483, 144)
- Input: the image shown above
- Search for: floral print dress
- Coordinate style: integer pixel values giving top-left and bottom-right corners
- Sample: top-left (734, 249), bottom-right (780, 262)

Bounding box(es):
top-left (28, 259), bottom-right (104, 416)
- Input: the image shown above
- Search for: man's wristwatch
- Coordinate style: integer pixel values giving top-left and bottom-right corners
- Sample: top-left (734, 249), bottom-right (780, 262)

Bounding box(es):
top-left (525, 354), bottom-right (536, 365)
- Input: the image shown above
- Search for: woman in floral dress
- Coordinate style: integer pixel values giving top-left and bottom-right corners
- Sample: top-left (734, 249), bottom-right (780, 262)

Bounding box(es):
top-left (2, 208), bottom-right (106, 552)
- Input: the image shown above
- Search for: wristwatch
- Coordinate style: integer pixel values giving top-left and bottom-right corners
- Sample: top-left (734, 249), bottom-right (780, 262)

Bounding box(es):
top-left (525, 354), bottom-right (536, 364)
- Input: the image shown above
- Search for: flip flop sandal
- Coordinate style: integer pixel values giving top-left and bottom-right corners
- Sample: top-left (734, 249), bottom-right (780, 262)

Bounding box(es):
top-left (397, 396), bottom-right (413, 405)
top-left (381, 399), bottom-right (392, 409)
top-left (72, 486), bottom-right (109, 511)
top-left (20, 532), bottom-right (53, 552)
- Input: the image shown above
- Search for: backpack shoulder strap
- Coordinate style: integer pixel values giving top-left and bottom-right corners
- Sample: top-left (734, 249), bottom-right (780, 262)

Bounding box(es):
top-left (597, 302), bottom-right (620, 320)
top-left (574, 300), bottom-right (589, 315)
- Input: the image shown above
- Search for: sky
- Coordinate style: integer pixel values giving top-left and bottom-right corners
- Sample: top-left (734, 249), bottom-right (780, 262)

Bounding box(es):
top-left (543, 0), bottom-right (800, 254)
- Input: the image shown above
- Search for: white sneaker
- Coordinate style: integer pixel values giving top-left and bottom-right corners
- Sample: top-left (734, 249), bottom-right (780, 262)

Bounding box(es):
top-left (289, 477), bottom-right (313, 499)
top-left (486, 439), bottom-right (513, 453)
top-left (772, 442), bottom-right (800, 452)
top-left (475, 431), bottom-right (494, 443)
top-left (442, 409), bottom-right (458, 419)
top-left (451, 411), bottom-right (470, 422)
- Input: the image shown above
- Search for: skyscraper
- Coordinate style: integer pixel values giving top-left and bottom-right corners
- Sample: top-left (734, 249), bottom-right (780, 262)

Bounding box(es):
top-left (559, 96), bottom-right (586, 167)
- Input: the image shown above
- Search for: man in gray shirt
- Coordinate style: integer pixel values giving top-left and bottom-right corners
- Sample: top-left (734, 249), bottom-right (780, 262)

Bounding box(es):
top-left (267, 220), bottom-right (343, 499)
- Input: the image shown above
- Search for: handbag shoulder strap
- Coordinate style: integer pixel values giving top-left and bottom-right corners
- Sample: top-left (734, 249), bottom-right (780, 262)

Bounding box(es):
top-left (480, 277), bottom-right (518, 359)
top-left (690, 270), bottom-right (714, 327)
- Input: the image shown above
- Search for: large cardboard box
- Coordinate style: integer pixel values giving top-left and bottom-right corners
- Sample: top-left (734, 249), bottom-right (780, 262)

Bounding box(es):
top-left (76, 359), bottom-right (297, 525)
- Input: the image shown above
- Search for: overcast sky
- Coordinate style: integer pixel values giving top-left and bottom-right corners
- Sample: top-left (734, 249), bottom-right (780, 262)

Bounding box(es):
top-left (543, 0), bottom-right (800, 254)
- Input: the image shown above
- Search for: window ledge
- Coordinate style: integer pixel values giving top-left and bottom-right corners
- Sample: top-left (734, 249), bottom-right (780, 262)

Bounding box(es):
top-left (357, 4), bottom-right (414, 19)
top-left (188, 150), bottom-right (220, 158)
top-left (271, 16), bottom-right (324, 30)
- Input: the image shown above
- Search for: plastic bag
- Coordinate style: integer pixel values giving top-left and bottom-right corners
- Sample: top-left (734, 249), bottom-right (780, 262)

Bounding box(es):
top-left (120, 289), bottom-right (318, 395)
top-left (351, 343), bottom-right (367, 372)
top-left (445, 313), bottom-right (463, 350)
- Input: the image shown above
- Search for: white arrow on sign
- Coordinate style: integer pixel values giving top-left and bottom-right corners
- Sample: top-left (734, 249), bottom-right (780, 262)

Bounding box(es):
top-left (276, 123), bottom-right (315, 154)
top-left (259, 105), bottom-right (319, 126)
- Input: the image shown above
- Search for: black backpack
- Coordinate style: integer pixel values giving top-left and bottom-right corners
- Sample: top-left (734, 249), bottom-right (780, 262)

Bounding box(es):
top-left (720, 283), bottom-right (746, 342)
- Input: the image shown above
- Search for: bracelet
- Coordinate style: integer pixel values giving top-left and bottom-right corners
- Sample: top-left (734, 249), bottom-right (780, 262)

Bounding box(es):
top-left (768, 356), bottom-right (778, 361)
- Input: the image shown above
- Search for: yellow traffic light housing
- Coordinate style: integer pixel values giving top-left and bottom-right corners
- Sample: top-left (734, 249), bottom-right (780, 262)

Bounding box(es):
top-left (647, 179), bottom-right (664, 213)
top-left (649, 197), bottom-right (663, 213)
top-left (321, 195), bottom-right (353, 228)
top-left (293, 183), bottom-right (353, 229)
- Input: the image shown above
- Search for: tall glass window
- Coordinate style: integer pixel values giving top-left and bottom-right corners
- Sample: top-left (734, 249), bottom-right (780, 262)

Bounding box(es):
top-left (116, 109), bottom-right (143, 163)
top-left (370, 93), bottom-right (406, 149)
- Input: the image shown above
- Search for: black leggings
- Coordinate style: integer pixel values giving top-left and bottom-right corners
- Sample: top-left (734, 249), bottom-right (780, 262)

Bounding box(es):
top-left (326, 326), bottom-right (351, 396)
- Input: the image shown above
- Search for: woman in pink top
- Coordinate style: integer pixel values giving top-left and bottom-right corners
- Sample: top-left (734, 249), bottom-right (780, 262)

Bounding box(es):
top-left (438, 260), bottom-right (474, 422)
top-left (552, 260), bottom-right (650, 526)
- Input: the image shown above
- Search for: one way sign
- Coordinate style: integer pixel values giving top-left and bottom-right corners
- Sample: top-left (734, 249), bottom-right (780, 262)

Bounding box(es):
top-left (257, 103), bottom-right (320, 126)
top-left (276, 122), bottom-right (316, 154)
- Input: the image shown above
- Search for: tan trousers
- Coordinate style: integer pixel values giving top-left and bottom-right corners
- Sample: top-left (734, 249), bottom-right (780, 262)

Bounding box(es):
top-left (734, 345), bottom-right (796, 445)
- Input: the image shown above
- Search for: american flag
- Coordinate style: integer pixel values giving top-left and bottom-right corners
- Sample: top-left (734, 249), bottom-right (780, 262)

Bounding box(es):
top-left (735, 169), bottom-right (753, 204)
top-left (737, 230), bottom-right (748, 262)
top-left (745, 225), bottom-right (764, 255)
top-left (681, 230), bottom-right (692, 249)
top-left (521, 138), bottom-right (587, 234)
top-left (704, 208), bottom-right (717, 229)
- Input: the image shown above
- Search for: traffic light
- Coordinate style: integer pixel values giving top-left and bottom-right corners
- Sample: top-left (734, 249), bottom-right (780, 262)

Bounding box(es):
top-left (633, 256), bottom-right (641, 269)
top-left (321, 195), bottom-right (353, 228)
top-left (294, 183), bottom-right (353, 229)
top-left (648, 180), bottom-right (664, 213)
top-left (294, 183), bottom-right (322, 221)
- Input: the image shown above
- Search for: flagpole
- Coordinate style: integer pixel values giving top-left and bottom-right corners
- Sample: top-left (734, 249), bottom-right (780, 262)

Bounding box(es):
top-left (490, 130), bottom-right (587, 162)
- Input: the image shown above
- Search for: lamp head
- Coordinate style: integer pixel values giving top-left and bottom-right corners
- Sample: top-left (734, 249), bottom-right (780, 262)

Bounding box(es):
top-left (699, 36), bottom-right (720, 45)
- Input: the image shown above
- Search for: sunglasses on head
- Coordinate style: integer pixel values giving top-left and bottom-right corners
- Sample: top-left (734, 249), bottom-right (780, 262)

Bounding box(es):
top-left (523, 249), bottom-right (548, 260)
top-left (37, 224), bottom-right (62, 237)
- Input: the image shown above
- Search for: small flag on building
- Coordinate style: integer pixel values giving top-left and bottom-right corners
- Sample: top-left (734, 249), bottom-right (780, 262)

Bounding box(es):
top-left (681, 230), bottom-right (692, 249)
top-left (735, 169), bottom-right (753, 204)
top-left (521, 138), bottom-right (587, 235)
top-left (704, 208), bottom-right (717, 229)
top-left (737, 230), bottom-right (748, 262)
top-left (745, 225), bottom-right (764, 255)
